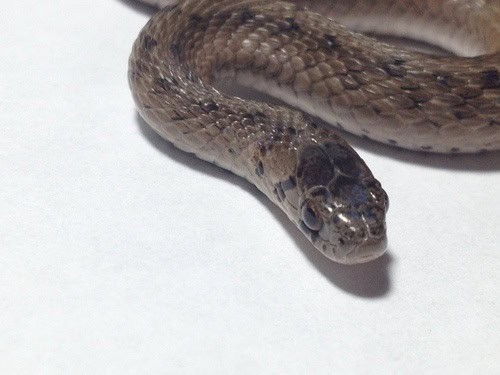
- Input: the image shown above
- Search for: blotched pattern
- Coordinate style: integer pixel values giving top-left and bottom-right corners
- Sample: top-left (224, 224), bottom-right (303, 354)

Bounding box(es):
top-left (129, 0), bottom-right (499, 263)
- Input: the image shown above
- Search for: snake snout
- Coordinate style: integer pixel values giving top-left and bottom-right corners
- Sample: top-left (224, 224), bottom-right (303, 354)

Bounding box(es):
top-left (331, 205), bottom-right (387, 264)
top-left (346, 234), bottom-right (388, 264)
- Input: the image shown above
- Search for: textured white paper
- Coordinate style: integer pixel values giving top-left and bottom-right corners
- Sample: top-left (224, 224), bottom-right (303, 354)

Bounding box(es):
top-left (1, 0), bottom-right (499, 373)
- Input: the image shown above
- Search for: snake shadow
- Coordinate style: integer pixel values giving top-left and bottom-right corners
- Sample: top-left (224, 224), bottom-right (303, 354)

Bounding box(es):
top-left (118, 0), bottom-right (157, 14)
top-left (340, 131), bottom-right (500, 172)
top-left (136, 113), bottom-right (393, 298)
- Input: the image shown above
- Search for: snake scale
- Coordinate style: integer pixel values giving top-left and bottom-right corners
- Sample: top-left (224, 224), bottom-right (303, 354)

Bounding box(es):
top-left (128, 0), bottom-right (500, 264)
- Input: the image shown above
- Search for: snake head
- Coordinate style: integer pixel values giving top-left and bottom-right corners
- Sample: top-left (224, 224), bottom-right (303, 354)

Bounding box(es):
top-left (296, 142), bottom-right (388, 264)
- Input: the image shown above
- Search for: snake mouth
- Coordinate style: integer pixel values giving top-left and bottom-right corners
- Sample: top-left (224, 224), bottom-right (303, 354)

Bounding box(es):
top-left (341, 234), bottom-right (388, 265)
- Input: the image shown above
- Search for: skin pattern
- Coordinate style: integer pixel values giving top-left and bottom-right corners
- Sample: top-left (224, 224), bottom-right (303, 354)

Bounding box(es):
top-left (128, 0), bottom-right (499, 264)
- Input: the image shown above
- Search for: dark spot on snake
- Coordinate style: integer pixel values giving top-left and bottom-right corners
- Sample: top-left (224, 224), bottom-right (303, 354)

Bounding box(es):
top-left (272, 188), bottom-right (280, 201)
top-left (452, 86), bottom-right (482, 99)
top-left (254, 111), bottom-right (267, 119)
top-left (287, 127), bottom-right (297, 135)
top-left (284, 17), bottom-right (301, 32)
top-left (143, 35), bottom-right (158, 51)
top-left (383, 63), bottom-right (406, 77)
top-left (239, 9), bottom-right (255, 23)
top-left (256, 161), bottom-right (264, 176)
top-left (393, 58), bottom-right (406, 65)
top-left (401, 81), bottom-right (420, 90)
top-left (228, 148), bottom-right (235, 154)
top-left (274, 184), bottom-right (286, 201)
top-left (170, 110), bottom-right (184, 121)
top-left (436, 74), bottom-right (454, 87)
top-left (452, 106), bottom-right (475, 119)
top-left (321, 34), bottom-right (339, 50)
top-left (450, 147), bottom-right (460, 153)
top-left (388, 139), bottom-right (398, 145)
top-left (170, 42), bottom-right (181, 57)
top-left (241, 113), bottom-right (255, 126)
top-left (200, 99), bottom-right (219, 113)
top-left (429, 120), bottom-right (442, 129)
top-left (362, 128), bottom-right (370, 134)
top-left (156, 77), bottom-right (178, 92)
top-left (480, 69), bottom-right (499, 89)
top-left (275, 125), bottom-right (285, 134)
top-left (309, 122), bottom-right (319, 129)
top-left (421, 145), bottom-right (433, 151)
top-left (369, 223), bottom-right (385, 237)
top-left (189, 13), bottom-right (203, 23)
top-left (311, 231), bottom-right (319, 243)
top-left (280, 176), bottom-right (296, 191)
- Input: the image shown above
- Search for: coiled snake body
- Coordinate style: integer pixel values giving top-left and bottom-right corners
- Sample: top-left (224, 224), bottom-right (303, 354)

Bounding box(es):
top-left (129, 0), bottom-right (500, 264)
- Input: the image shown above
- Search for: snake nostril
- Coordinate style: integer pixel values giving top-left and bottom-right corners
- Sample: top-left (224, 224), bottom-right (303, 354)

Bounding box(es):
top-left (356, 227), bottom-right (368, 241)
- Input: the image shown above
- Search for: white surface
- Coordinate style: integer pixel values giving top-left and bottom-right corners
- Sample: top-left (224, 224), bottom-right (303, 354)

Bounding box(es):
top-left (1, 0), bottom-right (499, 373)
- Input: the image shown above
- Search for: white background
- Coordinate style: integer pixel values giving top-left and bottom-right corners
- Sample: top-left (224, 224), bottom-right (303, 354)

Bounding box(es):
top-left (1, 0), bottom-right (499, 373)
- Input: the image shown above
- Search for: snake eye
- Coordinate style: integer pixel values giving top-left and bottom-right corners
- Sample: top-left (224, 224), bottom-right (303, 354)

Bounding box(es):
top-left (301, 203), bottom-right (323, 231)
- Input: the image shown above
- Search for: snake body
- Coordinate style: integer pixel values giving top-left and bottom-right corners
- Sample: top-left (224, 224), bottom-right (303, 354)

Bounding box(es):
top-left (129, 0), bottom-right (499, 264)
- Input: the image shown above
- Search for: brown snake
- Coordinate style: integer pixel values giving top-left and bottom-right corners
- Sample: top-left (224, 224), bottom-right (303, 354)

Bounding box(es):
top-left (128, 0), bottom-right (500, 264)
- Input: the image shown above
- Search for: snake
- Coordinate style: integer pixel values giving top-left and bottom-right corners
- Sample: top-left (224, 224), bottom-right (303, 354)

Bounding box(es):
top-left (128, 0), bottom-right (500, 264)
